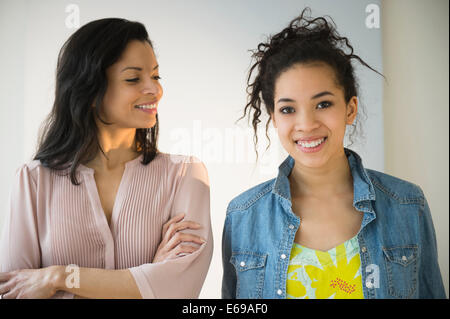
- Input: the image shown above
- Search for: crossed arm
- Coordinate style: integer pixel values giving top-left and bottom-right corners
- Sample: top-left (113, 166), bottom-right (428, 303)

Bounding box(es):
top-left (0, 266), bottom-right (139, 299)
top-left (0, 213), bottom-right (208, 299)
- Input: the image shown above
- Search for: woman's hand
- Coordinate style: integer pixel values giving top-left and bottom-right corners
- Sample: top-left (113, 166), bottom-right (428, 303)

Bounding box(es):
top-left (0, 266), bottom-right (62, 299)
top-left (152, 213), bottom-right (206, 263)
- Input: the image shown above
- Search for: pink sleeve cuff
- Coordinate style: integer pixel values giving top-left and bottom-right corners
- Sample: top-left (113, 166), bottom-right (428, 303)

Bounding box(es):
top-left (128, 266), bottom-right (156, 299)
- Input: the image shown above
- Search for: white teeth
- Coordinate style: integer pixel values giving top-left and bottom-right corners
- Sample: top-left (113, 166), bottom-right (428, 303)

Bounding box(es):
top-left (135, 104), bottom-right (156, 109)
top-left (297, 137), bottom-right (326, 148)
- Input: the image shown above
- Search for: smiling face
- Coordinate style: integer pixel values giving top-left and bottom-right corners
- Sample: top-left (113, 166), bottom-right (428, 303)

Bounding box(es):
top-left (99, 40), bottom-right (163, 129)
top-left (271, 62), bottom-right (357, 169)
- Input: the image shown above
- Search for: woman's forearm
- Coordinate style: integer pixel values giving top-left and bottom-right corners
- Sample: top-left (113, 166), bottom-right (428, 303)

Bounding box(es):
top-left (51, 265), bottom-right (142, 299)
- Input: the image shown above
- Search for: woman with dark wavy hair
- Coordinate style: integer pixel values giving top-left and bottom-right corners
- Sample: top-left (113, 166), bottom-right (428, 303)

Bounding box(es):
top-left (222, 8), bottom-right (445, 299)
top-left (0, 18), bottom-right (212, 299)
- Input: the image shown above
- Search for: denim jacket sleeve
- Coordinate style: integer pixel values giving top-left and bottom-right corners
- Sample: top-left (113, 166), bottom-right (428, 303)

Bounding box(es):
top-left (418, 189), bottom-right (446, 298)
top-left (222, 213), bottom-right (236, 298)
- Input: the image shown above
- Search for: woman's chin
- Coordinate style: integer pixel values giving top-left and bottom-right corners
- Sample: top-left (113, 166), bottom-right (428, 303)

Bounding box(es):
top-left (296, 158), bottom-right (328, 169)
top-left (290, 150), bottom-right (330, 169)
top-left (137, 120), bottom-right (157, 129)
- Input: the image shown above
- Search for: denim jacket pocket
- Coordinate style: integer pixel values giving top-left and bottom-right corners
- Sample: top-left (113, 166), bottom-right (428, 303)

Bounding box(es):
top-left (382, 245), bottom-right (418, 298)
top-left (230, 251), bottom-right (267, 299)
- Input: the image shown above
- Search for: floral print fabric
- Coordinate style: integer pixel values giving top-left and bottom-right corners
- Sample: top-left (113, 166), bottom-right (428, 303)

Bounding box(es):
top-left (286, 235), bottom-right (364, 299)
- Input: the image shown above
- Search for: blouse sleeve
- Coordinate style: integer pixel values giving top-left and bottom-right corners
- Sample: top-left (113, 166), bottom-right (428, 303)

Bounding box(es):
top-left (128, 156), bottom-right (213, 298)
top-left (0, 164), bottom-right (41, 272)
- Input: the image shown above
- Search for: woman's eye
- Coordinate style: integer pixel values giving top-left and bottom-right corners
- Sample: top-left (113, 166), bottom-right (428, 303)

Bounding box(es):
top-left (126, 78), bottom-right (139, 83)
top-left (126, 76), bottom-right (161, 83)
top-left (317, 101), bottom-right (333, 109)
top-left (280, 106), bottom-right (295, 114)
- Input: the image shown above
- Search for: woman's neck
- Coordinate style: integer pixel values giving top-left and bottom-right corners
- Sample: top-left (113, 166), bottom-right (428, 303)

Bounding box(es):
top-left (86, 127), bottom-right (139, 171)
top-left (289, 151), bottom-right (353, 199)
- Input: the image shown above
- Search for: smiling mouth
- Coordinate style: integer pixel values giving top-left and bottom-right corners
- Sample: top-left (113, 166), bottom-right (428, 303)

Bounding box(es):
top-left (134, 103), bottom-right (157, 110)
top-left (296, 137), bottom-right (327, 148)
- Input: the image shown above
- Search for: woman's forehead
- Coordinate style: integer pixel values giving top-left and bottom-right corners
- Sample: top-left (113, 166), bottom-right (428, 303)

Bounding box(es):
top-left (112, 40), bottom-right (157, 72)
top-left (275, 63), bottom-right (340, 97)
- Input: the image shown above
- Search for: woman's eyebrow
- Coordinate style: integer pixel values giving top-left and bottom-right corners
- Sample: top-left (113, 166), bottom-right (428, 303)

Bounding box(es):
top-left (276, 98), bottom-right (296, 104)
top-left (120, 65), bottom-right (159, 72)
top-left (276, 91), bottom-right (334, 104)
top-left (121, 66), bottom-right (142, 72)
top-left (311, 91), bottom-right (334, 99)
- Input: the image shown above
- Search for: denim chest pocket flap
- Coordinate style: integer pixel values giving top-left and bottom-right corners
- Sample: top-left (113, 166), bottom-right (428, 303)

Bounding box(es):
top-left (382, 246), bottom-right (417, 266)
top-left (230, 252), bottom-right (267, 298)
top-left (382, 245), bottom-right (418, 298)
top-left (231, 252), bottom-right (267, 271)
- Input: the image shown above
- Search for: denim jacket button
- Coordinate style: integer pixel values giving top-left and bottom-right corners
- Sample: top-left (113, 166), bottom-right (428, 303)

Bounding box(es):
top-left (402, 255), bottom-right (407, 261)
top-left (281, 254), bottom-right (287, 259)
top-left (289, 224), bottom-right (295, 230)
top-left (361, 246), bottom-right (367, 253)
top-left (366, 281), bottom-right (374, 289)
top-left (277, 289), bottom-right (283, 295)
top-left (240, 261), bottom-right (245, 267)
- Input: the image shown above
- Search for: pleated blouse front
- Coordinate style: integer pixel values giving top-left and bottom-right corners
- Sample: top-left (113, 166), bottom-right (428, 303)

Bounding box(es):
top-left (0, 153), bottom-right (213, 298)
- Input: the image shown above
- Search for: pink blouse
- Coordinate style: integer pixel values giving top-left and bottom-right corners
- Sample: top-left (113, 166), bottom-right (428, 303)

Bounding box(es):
top-left (0, 153), bottom-right (213, 298)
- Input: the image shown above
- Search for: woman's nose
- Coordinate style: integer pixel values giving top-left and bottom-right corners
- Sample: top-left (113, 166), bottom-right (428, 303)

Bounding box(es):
top-left (142, 78), bottom-right (162, 97)
top-left (295, 110), bottom-right (320, 132)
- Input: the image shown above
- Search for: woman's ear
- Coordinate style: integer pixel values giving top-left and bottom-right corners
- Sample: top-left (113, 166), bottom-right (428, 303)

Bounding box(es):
top-left (271, 113), bottom-right (277, 128)
top-left (346, 96), bottom-right (358, 125)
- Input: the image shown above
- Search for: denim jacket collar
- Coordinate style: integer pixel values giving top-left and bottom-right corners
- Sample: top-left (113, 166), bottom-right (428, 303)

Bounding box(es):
top-left (345, 148), bottom-right (376, 204)
top-left (272, 155), bottom-right (295, 203)
top-left (272, 148), bottom-right (376, 209)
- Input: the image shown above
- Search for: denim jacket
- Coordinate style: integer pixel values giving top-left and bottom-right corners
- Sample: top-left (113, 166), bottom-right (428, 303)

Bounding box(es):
top-left (222, 149), bottom-right (446, 299)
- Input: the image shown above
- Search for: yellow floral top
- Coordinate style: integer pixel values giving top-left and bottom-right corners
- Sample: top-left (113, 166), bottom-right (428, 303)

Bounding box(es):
top-left (286, 235), bottom-right (364, 299)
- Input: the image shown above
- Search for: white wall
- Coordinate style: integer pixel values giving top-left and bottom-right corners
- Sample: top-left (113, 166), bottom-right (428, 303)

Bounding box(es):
top-left (0, 0), bottom-right (384, 298)
top-left (382, 0), bottom-right (449, 297)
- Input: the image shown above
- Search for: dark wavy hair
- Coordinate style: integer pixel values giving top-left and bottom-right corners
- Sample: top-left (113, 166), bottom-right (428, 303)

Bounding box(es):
top-left (240, 8), bottom-right (384, 157)
top-left (34, 18), bottom-right (159, 185)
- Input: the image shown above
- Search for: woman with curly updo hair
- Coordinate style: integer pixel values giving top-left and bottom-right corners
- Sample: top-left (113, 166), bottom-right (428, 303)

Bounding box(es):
top-left (222, 8), bottom-right (445, 299)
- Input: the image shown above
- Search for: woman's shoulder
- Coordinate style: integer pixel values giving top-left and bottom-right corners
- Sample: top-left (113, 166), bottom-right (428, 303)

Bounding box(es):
top-left (155, 152), bottom-right (209, 181)
top-left (15, 159), bottom-right (48, 176)
top-left (10, 159), bottom-right (55, 187)
top-left (157, 152), bottom-right (201, 165)
top-left (226, 178), bottom-right (276, 214)
top-left (365, 168), bottom-right (425, 203)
